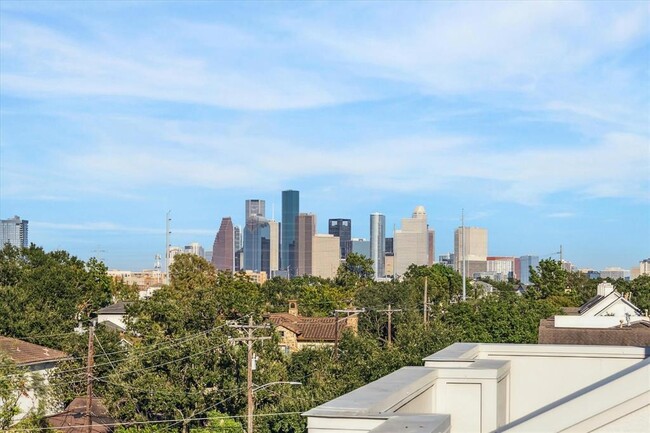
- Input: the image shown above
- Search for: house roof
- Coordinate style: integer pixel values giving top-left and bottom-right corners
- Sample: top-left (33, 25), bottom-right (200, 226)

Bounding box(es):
top-left (96, 302), bottom-right (130, 315)
top-left (538, 318), bottom-right (650, 346)
top-left (98, 321), bottom-right (126, 333)
top-left (578, 295), bottom-right (603, 314)
top-left (0, 336), bottom-right (69, 366)
top-left (46, 397), bottom-right (117, 433)
top-left (268, 313), bottom-right (349, 342)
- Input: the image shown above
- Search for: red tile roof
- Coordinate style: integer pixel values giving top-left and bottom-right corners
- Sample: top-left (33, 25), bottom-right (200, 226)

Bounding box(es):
top-left (0, 336), bottom-right (69, 366)
top-left (268, 313), bottom-right (351, 342)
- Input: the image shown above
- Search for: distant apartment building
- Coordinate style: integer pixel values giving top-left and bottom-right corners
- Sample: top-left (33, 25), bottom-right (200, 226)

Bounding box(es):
top-left (454, 226), bottom-right (488, 278)
top-left (184, 242), bottom-right (205, 258)
top-left (296, 213), bottom-right (316, 276)
top-left (312, 234), bottom-right (341, 279)
top-left (168, 246), bottom-right (183, 268)
top-left (518, 255), bottom-right (540, 285)
top-left (212, 217), bottom-right (234, 272)
top-left (243, 270), bottom-right (268, 285)
top-left (639, 259), bottom-right (650, 276)
top-left (281, 190), bottom-right (299, 275)
top-left (438, 252), bottom-right (454, 268)
top-left (328, 218), bottom-right (352, 259)
top-left (351, 238), bottom-right (370, 258)
top-left (394, 206), bottom-right (429, 277)
top-left (487, 256), bottom-right (517, 280)
top-left (600, 267), bottom-right (630, 281)
top-left (1, 215), bottom-right (28, 248)
top-left (107, 269), bottom-right (163, 289)
top-left (370, 213), bottom-right (386, 278)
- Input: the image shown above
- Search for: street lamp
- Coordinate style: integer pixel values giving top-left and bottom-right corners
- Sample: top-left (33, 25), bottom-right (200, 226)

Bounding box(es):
top-left (248, 381), bottom-right (301, 433)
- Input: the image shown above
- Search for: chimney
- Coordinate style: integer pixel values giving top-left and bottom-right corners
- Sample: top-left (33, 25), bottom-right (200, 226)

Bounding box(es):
top-left (597, 282), bottom-right (614, 297)
top-left (288, 300), bottom-right (299, 316)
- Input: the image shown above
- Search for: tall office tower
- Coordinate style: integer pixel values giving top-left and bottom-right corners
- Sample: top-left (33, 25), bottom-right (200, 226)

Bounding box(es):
top-left (385, 237), bottom-right (394, 256)
top-left (454, 227), bottom-right (488, 279)
top-left (244, 199), bottom-right (271, 276)
top-left (281, 190), bottom-right (299, 275)
top-left (234, 225), bottom-right (243, 271)
top-left (370, 213), bottom-right (386, 278)
top-left (519, 255), bottom-right (539, 285)
top-left (1, 216), bottom-right (28, 248)
top-left (312, 234), bottom-right (341, 279)
top-left (328, 218), bottom-right (352, 259)
top-left (487, 256), bottom-right (516, 280)
top-left (184, 242), bottom-right (204, 257)
top-left (428, 229), bottom-right (435, 265)
top-left (640, 259), bottom-right (650, 276)
top-left (296, 213), bottom-right (316, 276)
top-left (393, 206), bottom-right (429, 277)
top-left (351, 238), bottom-right (371, 258)
top-left (246, 199), bottom-right (265, 220)
top-left (212, 217), bottom-right (234, 272)
top-left (269, 220), bottom-right (280, 273)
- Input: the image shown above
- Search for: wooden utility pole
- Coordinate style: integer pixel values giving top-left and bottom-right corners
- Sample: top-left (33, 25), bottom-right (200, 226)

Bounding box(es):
top-left (423, 276), bottom-right (429, 326)
top-left (85, 324), bottom-right (95, 433)
top-left (332, 308), bottom-right (365, 360)
top-left (377, 304), bottom-right (402, 346)
top-left (229, 318), bottom-right (270, 433)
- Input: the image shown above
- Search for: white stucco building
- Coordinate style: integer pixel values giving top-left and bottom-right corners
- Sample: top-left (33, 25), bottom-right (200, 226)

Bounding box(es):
top-left (304, 342), bottom-right (650, 433)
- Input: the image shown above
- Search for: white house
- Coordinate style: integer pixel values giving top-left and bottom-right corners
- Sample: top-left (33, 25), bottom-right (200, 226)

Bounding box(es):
top-left (0, 336), bottom-right (69, 425)
top-left (554, 282), bottom-right (648, 329)
top-left (94, 301), bottom-right (130, 332)
top-left (304, 342), bottom-right (650, 433)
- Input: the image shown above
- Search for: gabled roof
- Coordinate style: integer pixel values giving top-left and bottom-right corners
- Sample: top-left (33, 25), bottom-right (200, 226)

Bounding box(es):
top-left (46, 397), bottom-right (117, 433)
top-left (0, 336), bottom-right (69, 366)
top-left (96, 302), bottom-right (130, 315)
top-left (269, 313), bottom-right (349, 342)
top-left (578, 295), bottom-right (603, 314)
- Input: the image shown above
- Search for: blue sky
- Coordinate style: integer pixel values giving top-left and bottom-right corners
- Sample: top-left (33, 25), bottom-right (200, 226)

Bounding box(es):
top-left (1, 1), bottom-right (648, 271)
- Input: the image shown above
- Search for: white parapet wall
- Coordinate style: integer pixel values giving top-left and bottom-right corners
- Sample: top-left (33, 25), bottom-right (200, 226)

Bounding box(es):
top-left (304, 343), bottom-right (650, 433)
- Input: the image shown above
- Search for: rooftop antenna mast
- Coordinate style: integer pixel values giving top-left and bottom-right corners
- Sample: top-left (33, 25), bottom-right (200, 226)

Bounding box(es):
top-left (165, 210), bottom-right (171, 284)
top-left (462, 209), bottom-right (466, 302)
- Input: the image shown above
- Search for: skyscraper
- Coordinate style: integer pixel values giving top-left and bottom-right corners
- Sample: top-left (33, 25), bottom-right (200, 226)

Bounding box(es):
top-left (1, 216), bottom-right (28, 248)
top-left (519, 255), bottom-right (539, 285)
top-left (312, 234), bottom-right (341, 279)
top-left (454, 227), bottom-right (488, 279)
top-left (296, 213), bottom-right (316, 276)
top-left (393, 206), bottom-right (429, 277)
top-left (243, 199), bottom-right (271, 276)
top-left (212, 217), bottom-right (234, 273)
top-left (269, 220), bottom-right (280, 273)
top-left (234, 225), bottom-right (243, 271)
top-left (281, 190), bottom-right (299, 275)
top-left (370, 213), bottom-right (386, 278)
top-left (328, 218), bottom-right (352, 259)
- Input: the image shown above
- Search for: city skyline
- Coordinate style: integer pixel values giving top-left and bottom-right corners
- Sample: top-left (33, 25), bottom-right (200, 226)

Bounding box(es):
top-left (1, 1), bottom-right (648, 271)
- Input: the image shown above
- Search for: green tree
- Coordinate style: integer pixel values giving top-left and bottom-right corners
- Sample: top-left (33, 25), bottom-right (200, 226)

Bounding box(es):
top-left (526, 259), bottom-right (571, 303)
top-left (336, 253), bottom-right (374, 288)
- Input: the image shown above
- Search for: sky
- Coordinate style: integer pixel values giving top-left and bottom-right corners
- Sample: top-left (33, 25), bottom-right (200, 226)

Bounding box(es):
top-left (1, 1), bottom-right (648, 271)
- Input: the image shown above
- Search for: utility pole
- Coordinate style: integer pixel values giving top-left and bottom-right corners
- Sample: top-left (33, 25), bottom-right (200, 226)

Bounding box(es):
top-left (423, 276), bottom-right (429, 326)
top-left (85, 324), bottom-right (95, 433)
top-left (332, 308), bottom-right (365, 360)
top-left (377, 304), bottom-right (402, 346)
top-left (229, 318), bottom-right (270, 433)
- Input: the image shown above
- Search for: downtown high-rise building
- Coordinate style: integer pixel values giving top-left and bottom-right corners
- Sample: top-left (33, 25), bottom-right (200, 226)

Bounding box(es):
top-left (212, 217), bottom-right (234, 273)
top-left (370, 213), bottom-right (386, 278)
top-left (281, 190), bottom-right (299, 276)
top-left (328, 218), bottom-right (352, 259)
top-left (244, 199), bottom-right (271, 276)
top-left (454, 227), bottom-right (488, 279)
top-left (269, 219), bottom-right (280, 274)
top-left (234, 225), bottom-right (243, 271)
top-left (1, 216), bottom-right (28, 248)
top-left (518, 255), bottom-right (539, 285)
top-left (296, 213), bottom-right (316, 276)
top-left (393, 206), bottom-right (430, 277)
top-left (312, 234), bottom-right (341, 279)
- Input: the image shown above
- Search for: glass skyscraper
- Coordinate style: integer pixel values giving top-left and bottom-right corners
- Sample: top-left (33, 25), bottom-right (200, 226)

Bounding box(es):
top-left (281, 190), bottom-right (299, 275)
top-left (328, 218), bottom-right (352, 259)
top-left (244, 199), bottom-right (271, 276)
